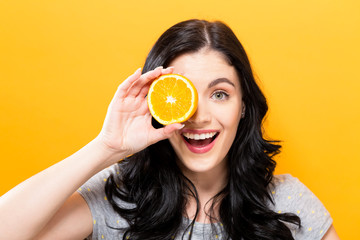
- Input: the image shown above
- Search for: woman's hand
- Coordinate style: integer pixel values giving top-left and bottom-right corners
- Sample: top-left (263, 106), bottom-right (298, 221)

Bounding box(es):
top-left (96, 66), bottom-right (183, 159)
top-left (0, 66), bottom-right (183, 240)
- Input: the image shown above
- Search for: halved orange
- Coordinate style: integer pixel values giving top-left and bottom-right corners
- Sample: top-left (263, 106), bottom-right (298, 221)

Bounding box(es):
top-left (147, 74), bottom-right (198, 125)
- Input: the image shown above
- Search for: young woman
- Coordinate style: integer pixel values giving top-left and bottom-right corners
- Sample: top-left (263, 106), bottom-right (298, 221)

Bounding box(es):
top-left (0, 19), bottom-right (339, 240)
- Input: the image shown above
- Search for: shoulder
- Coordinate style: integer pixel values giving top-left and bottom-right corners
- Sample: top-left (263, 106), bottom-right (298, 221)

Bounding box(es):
top-left (269, 174), bottom-right (333, 239)
top-left (78, 164), bottom-right (120, 203)
top-left (77, 164), bottom-right (128, 239)
top-left (271, 174), bottom-right (308, 197)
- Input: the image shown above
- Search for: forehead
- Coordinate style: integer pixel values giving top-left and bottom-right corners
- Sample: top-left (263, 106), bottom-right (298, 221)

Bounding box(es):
top-left (168, 49), bottom-right (240, 89)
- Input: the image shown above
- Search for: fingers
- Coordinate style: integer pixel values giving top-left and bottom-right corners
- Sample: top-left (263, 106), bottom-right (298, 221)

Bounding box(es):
top-left (126, 66), bottom-right (163, 98)
top-left (138, 67), bottom-right (175, 99)
top-left (149, 123), bottom-right (184, 144)
top-left (114, 68), bottom-right (142, 99)
top-left (110, 66), bottom-right (174, 109)
top-left (162, 66), bottom-right (174, 74)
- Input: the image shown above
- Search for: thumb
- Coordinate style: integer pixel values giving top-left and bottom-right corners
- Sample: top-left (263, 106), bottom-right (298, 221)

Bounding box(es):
top-left (149, 123), bottom-right (185, 144)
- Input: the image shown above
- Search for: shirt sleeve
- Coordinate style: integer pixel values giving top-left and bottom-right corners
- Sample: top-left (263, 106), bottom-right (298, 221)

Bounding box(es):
top-left (77, 164), bottom-right (127, 240)
top-left (271, 174), bottom-right (333, 240)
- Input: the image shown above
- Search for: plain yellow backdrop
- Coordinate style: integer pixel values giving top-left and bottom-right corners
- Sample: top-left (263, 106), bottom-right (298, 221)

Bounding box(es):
top-left (1, 0), bottom-right (359, 238)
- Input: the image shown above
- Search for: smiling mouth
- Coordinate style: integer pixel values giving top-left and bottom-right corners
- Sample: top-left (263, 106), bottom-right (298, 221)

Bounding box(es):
top-left (182, 132), bottom-right (219, 148)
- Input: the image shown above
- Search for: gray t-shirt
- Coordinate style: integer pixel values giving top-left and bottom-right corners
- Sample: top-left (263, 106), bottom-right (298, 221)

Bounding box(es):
top-left (78, 164), bottom-right (332, 240)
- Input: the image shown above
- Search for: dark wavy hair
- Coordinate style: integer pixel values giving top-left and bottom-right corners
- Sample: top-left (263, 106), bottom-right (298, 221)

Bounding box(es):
top-left (105, 19), bottom-right (301, 240)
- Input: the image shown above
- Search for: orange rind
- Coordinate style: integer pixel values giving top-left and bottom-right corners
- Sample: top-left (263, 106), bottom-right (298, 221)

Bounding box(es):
top-left (147, 74), bottom-right (198, 125)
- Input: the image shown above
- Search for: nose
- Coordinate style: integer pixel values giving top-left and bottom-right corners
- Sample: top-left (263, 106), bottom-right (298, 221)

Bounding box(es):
top-left (186, 100), bottom-right (211, 125)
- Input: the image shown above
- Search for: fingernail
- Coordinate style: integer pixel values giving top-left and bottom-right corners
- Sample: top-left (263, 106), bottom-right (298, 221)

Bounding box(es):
top-left (178, 124), bottom-right (185, 129)
top-left (135, 67), bottom-right (141, 74)
top-left (164, 66), bottom-right (174, 71)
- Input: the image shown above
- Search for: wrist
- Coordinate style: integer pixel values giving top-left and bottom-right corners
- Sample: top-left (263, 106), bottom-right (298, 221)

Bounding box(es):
top-left (90, 137), bottom-right (128, 167)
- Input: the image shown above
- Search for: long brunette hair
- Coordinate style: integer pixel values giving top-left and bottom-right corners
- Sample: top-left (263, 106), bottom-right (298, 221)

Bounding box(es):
top-left (105, 19), bottom-right (301, 240)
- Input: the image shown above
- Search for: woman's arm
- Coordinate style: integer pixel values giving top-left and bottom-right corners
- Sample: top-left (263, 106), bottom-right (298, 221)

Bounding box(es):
top-left (0, 66), bottom-right (182, 240)
top-left (0, 138), bottom-right (124, 240)
top-left (34, 192), bottom-right (93, 240)
top-left (322, 224), bottom-right (341, 240)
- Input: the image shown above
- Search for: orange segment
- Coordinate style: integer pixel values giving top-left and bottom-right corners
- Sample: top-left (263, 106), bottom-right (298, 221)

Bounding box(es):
top-left (147, 74), bottom-right (198, 125)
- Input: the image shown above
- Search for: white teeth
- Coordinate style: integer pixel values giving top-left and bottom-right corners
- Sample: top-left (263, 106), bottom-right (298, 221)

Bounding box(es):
top-left (183, 132), bottom-right (217, 140)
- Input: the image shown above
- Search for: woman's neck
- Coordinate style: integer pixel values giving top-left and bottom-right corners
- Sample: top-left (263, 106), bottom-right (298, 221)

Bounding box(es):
top-left (181, 162), bottom-right (228, 224)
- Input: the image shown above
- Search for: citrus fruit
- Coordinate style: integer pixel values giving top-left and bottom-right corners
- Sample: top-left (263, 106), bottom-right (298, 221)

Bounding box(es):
top-left (147, 74), bottom-right (198, 125)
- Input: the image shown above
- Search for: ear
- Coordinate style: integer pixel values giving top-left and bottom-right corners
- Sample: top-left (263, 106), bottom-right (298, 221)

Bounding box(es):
top-left (241, 104), bottom-right (246, 118)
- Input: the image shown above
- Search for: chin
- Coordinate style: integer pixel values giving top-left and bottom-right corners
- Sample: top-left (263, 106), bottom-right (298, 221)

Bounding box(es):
top-left (176, 155), bottom-right (227, 175)
top-left (170, 132), bottom-right (230, 175)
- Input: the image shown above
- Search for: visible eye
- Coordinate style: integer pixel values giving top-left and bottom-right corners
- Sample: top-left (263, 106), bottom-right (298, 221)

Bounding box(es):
top-left (211, 91), bottom-right (229, 101)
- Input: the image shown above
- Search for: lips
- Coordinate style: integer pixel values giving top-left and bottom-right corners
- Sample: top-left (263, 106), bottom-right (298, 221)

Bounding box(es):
top-left (181, 130), bottom-right (219, 154)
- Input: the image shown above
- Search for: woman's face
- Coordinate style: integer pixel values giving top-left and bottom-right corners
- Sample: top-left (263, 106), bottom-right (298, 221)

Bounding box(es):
top-left (168, 48), bottom-right (243, 177)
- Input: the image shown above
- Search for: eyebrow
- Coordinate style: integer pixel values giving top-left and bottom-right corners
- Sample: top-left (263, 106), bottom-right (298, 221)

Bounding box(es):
top-left (208, 78), bottom-right (235, 88)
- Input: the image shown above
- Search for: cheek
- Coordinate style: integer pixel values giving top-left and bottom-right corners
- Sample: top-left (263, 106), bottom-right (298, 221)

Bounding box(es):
top-left (169, 134), bottom-right (179, 146)
top-left (169, 133), bottom-right (183, 152)
top-left (212, 103), bottom-right (242, 129)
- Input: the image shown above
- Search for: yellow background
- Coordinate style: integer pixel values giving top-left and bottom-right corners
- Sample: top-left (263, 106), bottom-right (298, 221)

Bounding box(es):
top-left (1, 0), bottom-right (359, 238)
